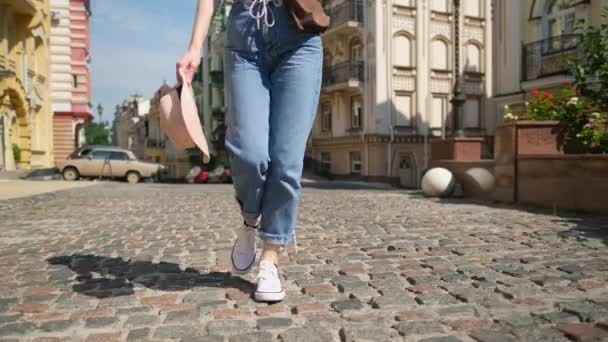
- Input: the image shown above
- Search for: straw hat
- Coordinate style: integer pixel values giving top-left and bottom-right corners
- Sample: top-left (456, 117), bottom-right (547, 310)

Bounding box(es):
top-left (158, 68), bottom-right (210, 163)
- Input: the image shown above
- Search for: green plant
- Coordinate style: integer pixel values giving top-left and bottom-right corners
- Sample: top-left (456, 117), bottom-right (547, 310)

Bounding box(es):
top-left (576, 112), bottom-right (608, 153)
top-left (85, 122), bottom-right (110, 145)
top-left (554, 81), bottom-right (593, 145)
top-left (12, 143), bottom-right (21, 163)
top-left (525, 89), bottom-right (560, 120)
top-left (568, 8), bottom-right (608, 111)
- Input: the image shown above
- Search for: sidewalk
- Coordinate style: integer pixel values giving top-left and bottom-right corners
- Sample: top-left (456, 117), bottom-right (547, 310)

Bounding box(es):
top-left (0, 180), bottom-right (97, 200)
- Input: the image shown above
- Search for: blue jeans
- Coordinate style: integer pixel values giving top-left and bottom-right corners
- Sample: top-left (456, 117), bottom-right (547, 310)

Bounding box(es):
top-left (224, 0), bottom-right (323, 245)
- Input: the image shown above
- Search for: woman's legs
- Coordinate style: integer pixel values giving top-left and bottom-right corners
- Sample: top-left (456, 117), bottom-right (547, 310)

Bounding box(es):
top-left (224, 48), bottom-right (271, 274)
top-left (224, 49), bottom-right (271, 224)
top-left (257, 35), bottom-right (323, 250)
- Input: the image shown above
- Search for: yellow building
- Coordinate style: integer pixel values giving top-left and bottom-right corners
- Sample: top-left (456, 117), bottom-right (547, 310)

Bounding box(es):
top-left (0, 0), bottom-right (53, 171)
top-left (144, 91), bottom-right (165, 164)
top-left (144, 91), bottom-right (192, 179)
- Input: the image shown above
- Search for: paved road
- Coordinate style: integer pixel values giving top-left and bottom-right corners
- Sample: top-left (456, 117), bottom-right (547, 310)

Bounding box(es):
top-left (0, 180), bottom-right (96, 201)
top-left (0, 182), bottom-right (607, 341)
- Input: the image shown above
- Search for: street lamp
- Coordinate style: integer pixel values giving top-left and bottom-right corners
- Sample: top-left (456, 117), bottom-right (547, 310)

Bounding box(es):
top-left (451, 0), bottom-right (466, 137)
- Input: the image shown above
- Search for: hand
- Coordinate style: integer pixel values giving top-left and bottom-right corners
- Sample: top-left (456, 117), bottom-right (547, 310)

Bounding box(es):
top-left (177, 48), bottom-right (201, 85)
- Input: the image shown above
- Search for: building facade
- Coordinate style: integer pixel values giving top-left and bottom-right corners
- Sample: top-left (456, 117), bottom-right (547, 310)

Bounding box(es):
top-left (310, 0), bottom-right (494, 187)
top-left (112, 95), bottom-right (148, 160)
top-left (49, 0), bottom-right (93, 163)
top-left (0, 0), bottom-right (54, 170)
top-left (199, 0), bottom-right (232, 166)
top-left (492, 0), bottom-right (607, 116)
top-left (143, 91), bottom-right (197, 179)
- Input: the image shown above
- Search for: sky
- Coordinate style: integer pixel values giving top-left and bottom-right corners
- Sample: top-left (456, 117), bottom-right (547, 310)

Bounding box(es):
top-left (90, 0), bottom-right (197, 122)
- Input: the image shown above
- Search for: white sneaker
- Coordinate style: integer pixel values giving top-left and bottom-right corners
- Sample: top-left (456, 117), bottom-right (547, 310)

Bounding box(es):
top-left (255, 260), bottom-right (285, 302)
top-left (231, 222), bottom-right (257, 275)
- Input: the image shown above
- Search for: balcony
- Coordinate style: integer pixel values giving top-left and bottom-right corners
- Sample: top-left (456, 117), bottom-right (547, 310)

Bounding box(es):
top-left (324, 0), bottom-right (364, 37)
top-left (146, 139), bottom-right (165, 149)
top-left (212, 106), bottom-right (226, 120)
top-left (322, 61), bottom-right (364, 91)
top-left (523, 34), bottom-right (581, 81)
top-left (210, 70), bottom-right (224, 86)
top-left (1, 0), bottom-right (36, 15)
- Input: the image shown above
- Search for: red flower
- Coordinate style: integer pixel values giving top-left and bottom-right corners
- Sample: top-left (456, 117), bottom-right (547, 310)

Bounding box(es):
top-left (563, 80), bottom-right (572, 85)
top-left (576, 89), bottom-right (581, 95)
top-left (543, 92), bottom-right (554, 99)
top-left (532, 89), bottom-right (540, 95)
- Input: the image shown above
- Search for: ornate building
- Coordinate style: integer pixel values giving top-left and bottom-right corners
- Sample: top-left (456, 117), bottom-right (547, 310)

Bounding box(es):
top-left (112, 95), bottom-right (148, 160)
top-left (49, 0), bottom-right (93, 163)
top-left (491, 0), bottom-right (607, 116)
top-left (0, 0), bottom-right (54, 170)
top-left (310, 0), bottom-right (494, 187)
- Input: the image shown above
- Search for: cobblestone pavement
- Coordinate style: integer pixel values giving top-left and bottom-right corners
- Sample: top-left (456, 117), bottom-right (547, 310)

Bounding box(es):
top-left (1, 182), bottom-right (608, 342)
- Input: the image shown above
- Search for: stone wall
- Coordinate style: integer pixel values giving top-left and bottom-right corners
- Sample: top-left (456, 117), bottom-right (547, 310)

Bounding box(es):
top-left (432, 122), bottom-right (608, 214)
top-left (518, 155), bottom-right (608, 214)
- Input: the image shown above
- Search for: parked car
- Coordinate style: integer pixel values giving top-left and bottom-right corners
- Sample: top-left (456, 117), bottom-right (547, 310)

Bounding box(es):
top-left (57, 146), bottom-right (167, 184)
top-left (186, 165), bottom-right (232, 184)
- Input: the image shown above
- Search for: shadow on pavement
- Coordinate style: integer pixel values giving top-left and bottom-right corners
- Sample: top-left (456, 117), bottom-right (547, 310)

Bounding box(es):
top-left (301, 180), bottom-right (397, 191)
top-left (435, 197), bottom-right (608, 246)
top-left (47, 254), bottom-right (255, 299)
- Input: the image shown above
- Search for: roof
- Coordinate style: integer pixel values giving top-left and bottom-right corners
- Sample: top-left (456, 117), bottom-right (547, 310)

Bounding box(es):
top-left (80, 145), bottom-right (128, 151)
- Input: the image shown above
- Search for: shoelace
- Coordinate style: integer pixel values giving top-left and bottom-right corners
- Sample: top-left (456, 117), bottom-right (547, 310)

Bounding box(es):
top-left (249, 0), bottom-right (275, 30)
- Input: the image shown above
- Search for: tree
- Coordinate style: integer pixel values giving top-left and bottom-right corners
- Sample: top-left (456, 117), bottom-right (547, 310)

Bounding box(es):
top-left (85, 122), bottom-right (110, 145)
top-left (568, 8), bottom-right (608, 111)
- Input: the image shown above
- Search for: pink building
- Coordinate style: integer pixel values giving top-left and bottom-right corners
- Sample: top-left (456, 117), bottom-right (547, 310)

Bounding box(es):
top-left (50, 0), bottom-right (93, 162)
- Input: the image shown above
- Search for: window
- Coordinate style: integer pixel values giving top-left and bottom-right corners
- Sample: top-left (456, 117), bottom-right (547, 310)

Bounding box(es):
top-left (430, 95), bottom-right (448, 130)
top-left (465, 43), bottom-right (482, 72)
top-left (350, 152), bottom-right (362, 175)
top-left (393, 34), bottom-right (413, 68)
top-left (430, 0), bottom-right (448, 13)
top-left (321, 103), bottom-right (332, 132)
top-left (323, 49), bottom-right (332, 67)
top-left (463, 98), bottom-right (481, 128)
top-left (544, 0), bottom-right (576, 39)
top-left (395, 93), bottom-right (413, 127)
top-left (350, 96), bottom-right (363, 129)
top-left (91, 150), bottom-right (112, 160)
top-left (74, 147), bottom-right (93, 159)
top-left (464, 0), bottom-right (481, 17)
top-left (431, 39), bottom-right (449, 71)
top-left (110, 152), bottom-right (129, 160)
top-left (394, 0), bottom-right (412, 7)
top-left (320, 152), bottom-right (331, 174)
top-left (350, 40), bottom-right (362, 61)
top-left (72, 74), bottom-right (78, 88)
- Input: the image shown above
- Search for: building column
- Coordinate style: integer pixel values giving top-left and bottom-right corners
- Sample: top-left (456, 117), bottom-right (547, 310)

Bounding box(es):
top-left (416, 0), bottom-right (429, 135)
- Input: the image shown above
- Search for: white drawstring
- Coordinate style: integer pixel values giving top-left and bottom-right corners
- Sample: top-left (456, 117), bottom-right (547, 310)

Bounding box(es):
top-left (249, 0), bottom-right (275, 30)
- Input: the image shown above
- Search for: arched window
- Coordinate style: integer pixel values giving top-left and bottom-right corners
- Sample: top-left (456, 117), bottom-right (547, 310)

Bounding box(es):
top-left (430, 38), bottom-right (449, 71)
top-left (465, 42), bottom-right (482, 72)
top-left (393, 33), bottom-right (414, 68)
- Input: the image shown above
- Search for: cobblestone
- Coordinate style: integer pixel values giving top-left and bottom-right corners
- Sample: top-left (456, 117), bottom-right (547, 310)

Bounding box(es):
top-left (1, 182), bottom-right (607, 341)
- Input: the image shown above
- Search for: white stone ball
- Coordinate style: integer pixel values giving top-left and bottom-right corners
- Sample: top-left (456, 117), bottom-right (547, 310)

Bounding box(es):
top-left (463, 167), bottom-right (495, 194)
top-left (421, 167), bottom-right (456, 197)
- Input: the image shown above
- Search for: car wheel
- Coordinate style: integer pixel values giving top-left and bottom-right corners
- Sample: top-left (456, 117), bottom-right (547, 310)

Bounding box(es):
top-left (126, 171), bottom-right (141, 184)
top-left (62, 167), bottom-right (79, 181)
